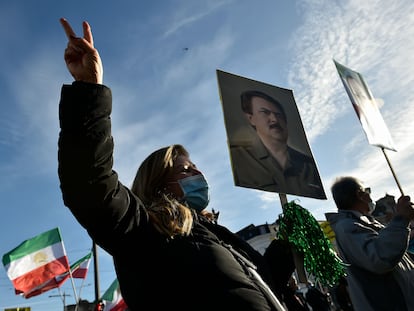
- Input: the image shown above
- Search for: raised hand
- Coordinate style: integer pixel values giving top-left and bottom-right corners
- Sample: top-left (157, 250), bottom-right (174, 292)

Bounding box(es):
top-left (395, 195), bottom-right (414, 221)
top-left (60, 18), bottom-right (103, 84)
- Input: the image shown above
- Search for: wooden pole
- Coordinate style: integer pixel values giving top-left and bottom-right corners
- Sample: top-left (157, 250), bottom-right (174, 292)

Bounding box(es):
top-left (381, 147), bottom-right (404, 196)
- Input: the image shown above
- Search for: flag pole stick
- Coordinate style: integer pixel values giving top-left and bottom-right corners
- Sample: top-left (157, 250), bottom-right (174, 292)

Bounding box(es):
top-left (278, 193), bottom-right (288, 206)
top-left (68, 265), bottom-right (79, 311)
top-left (77, 276), bottom-right (86, 301)
top-left (77, 249), bottom-right (93, 302)
top-left (93, 241), bottom-right (101, 303)
top-left (381, 147), bottom-right (404, 196)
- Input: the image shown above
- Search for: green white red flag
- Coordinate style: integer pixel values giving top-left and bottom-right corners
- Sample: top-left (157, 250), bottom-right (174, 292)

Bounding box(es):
top-left (102, 278), bottom-right (128, 311)
top-left (23, 267), bottom-right (70, 298)
top-left (70, 251), bottom-right (92, 279)
top-left (2, 227), bottom-right (70, 298)
top-left (23, 251), bottom-right (93, 298)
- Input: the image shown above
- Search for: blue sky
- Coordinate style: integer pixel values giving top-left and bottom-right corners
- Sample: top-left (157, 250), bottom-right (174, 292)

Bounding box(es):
top-left (1, 1), bottom-right (414, 310)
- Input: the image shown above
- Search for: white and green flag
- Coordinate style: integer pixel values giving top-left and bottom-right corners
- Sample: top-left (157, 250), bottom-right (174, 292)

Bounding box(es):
top-left (102, 278), bottom-right (128, 311)
top-left (2, 227), bottom-right (70, 298)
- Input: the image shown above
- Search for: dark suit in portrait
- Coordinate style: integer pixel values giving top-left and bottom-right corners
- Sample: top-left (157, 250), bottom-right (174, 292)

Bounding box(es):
top-left (230, 135), bottom-right (326, 199)
top-left (217, 70), bottom-right (326, 200)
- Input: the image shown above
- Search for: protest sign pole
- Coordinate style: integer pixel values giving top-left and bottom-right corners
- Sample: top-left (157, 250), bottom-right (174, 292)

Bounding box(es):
top-left (381, 147), bottom-right (404, 196)
top-left (278, 193), bottom-right (308, 284)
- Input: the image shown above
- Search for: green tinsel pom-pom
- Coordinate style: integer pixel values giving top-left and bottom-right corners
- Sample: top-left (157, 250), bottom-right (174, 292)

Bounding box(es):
top-left (277, 201), bottom-right (346, 286)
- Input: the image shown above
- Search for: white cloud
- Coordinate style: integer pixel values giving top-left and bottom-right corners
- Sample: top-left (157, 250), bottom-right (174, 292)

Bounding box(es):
top-left (162, 0), bottom-right (233, 38)
top-left (239, 0), bottom-right (414, 220)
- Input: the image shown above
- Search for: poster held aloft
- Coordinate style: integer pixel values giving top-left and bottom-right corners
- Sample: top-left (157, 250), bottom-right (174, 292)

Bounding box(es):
top-left (216, 69), bottom-right (326, 200)
top-left (334, 60), bottom-right (404, 196)
top-left (334, 59), bottom-right (396, 151)
top-left (217, 70), bottom-right (330, 286)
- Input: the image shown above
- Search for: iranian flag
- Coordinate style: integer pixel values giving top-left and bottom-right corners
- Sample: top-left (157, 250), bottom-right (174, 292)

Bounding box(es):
top-left (102, 279), bottom-right (128, 311)
top-left (71, 251), bottom-right (92, 279)
top-left (2, 228), bottom-right (70, 298)
top-left (23, 251), bottom-right (92, 298)
top-left (23, 267), bottom-right (70, 298)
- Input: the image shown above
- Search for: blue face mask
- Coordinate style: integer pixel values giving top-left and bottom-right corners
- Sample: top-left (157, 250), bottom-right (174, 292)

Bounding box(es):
top-left (177, 174), bottom-right (210, 212)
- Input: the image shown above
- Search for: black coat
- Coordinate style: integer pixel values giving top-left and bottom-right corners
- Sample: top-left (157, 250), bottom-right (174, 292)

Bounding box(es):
top-left (58, 82), bottom-right (285, 311)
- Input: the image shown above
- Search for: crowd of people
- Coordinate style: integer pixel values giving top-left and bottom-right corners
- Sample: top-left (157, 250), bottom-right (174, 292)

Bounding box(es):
top-left (57, 18), bottom-right (414, 311)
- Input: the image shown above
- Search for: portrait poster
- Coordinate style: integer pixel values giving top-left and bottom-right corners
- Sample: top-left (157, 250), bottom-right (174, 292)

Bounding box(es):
top-left (334, 59), bottom-right (396, 151)
top-left (216, 69), bottom-right (326, 200)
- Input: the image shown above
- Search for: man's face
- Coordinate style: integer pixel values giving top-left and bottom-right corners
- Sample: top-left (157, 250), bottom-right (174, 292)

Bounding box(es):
top-left (247, 96), bottom-right (288, 143)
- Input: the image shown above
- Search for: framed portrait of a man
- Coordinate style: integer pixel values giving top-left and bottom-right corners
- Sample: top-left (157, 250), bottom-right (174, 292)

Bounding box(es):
top-left (217, 70), bottom-right (326, 200)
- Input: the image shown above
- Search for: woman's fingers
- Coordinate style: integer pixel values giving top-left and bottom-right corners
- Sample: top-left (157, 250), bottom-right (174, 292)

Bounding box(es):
top-left (60, 18), bottom-right (96, 54)
top-left (82, 21), bottom-right (94, 46)
top-left (60, 18), bottom-right (77, 39)
top-left (61, 18), bottom-right (94, 46)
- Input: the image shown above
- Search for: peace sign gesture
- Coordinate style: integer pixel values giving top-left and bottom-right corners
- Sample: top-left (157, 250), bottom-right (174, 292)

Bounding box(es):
top-left (60, 18), bottom-right (103, 84)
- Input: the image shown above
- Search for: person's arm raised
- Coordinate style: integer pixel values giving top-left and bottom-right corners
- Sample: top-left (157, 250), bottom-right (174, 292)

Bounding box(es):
top-left (394, 195), bottom-right (414, 222)
top-left (60, 18), bottom-right (103, 84)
